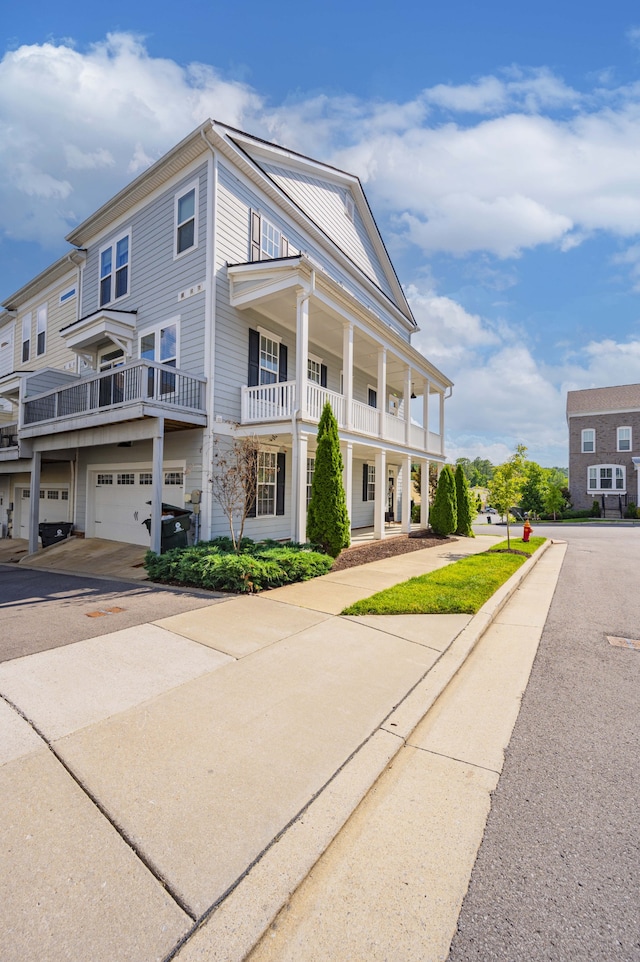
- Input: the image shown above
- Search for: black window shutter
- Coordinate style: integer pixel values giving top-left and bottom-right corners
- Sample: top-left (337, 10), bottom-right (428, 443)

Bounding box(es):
top-left (362, 463), bottom-right (369, 502)
top-left (250, 210), bottom-right (261, 261)
top-left (320, 364), bottom-right (328, 388)
top-left (276, 453), bottom-right (286, 515)
top-left (368, 388), bottom-right (377, 408)
top-left (279, 344), bottom-right (288, 382)
top-left (248, 329), bottom-right (260, 387)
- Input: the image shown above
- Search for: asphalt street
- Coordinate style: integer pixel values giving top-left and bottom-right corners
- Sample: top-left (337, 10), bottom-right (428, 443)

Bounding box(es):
top-left (0, 566), bottom-right (217, 662)
top-left (448, 524), bottom-right (640, 962)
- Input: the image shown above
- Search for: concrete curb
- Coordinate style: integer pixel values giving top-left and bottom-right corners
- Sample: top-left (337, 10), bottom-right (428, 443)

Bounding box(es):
top-left (172, 538), bottom-right (555, 962)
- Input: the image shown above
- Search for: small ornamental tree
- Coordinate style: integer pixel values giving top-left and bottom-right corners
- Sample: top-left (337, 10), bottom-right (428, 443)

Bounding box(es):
top-left (454, 463), bottom-right (475, 537)
top-left (429, 464), bottom-right (457, 536)
top-left (306, 402), bottom-right (351, 557)
top-left (543, 482), bottom-right (565, 521)
top-left (210, 433), bottom-right (260, 552)
top-left (488, 444), bottom-right (527, 549)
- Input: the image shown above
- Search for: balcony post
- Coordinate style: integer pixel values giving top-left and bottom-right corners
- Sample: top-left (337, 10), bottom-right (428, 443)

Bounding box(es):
top-left (377, 348), bottom-right (386, 439)
top-left (404, 365), bottom-right (412, 445)
top-left (373, 448), bottom-right (386, 540)
top-left (401, 454), bottom-right (412, 533)
top-left (296, 290), bottom-right (309, 419)
top-left (28, 450), bottom-right (41, 555)
top-left (342, 322), bottom-right (353, 430)
top-left (150, 418), bottom-right (164, 555)
top-left (420, 458), bottom-right (430, 528)
top-left (341, 440), bottom-right (353, 532)
top-left (423, 379), bottom-right (430, 451)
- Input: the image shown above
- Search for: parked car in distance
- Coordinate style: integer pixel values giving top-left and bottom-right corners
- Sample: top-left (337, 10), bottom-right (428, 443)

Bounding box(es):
top-left (484, 506), bottom-right (497, 514)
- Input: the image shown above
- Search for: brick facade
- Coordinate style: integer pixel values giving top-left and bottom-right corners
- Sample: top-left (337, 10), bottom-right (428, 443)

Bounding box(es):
top-left (568, 404), bottom-right (640, 512)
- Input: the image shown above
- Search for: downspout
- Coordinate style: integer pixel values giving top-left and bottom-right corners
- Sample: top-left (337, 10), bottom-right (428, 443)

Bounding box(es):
top-left (200, 128), bottom-right (217, 541)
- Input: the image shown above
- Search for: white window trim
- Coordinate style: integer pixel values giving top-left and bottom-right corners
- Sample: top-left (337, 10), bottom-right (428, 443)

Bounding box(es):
top-left (257, 449), bottom-right (278, 517)
top-left (307, 352), bottom-right (323, 384)
top-left (617, 426), bottom-right (632, 452)
top-left (36, 304), bottom-right (47, 357)
top-left (174, 180), bottom-right (199, 260)
top-left (99, 228), bottom-right (132, 308)
top-left (365, 463), bottom-right (375, 502)
top-left (21, 313), bottom-right (32, 364)
top-left (59, 285), bottom-right (77, 304)
top-left (138, 317), bottom-right (180, 367)
top-left (581, 428), bottom-right (595, 454)
top-left (587, 464), bottom-right (626, 493)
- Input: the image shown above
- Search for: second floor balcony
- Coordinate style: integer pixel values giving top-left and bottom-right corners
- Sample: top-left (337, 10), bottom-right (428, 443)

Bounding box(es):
top-left (241, 380), bottom-right (443, 455)
top-left (20, 360), bottom-right (207, 438)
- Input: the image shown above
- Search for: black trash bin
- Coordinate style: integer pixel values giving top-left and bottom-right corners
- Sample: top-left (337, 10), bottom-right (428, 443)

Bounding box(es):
top-left (39, 522), bottom-right (73, 548)
top-left (143, 503), bottom-right (191, 553)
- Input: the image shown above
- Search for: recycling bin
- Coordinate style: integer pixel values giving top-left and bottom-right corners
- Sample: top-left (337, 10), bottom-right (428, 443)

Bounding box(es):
top-left (39, 522), bottom-right (73, 548)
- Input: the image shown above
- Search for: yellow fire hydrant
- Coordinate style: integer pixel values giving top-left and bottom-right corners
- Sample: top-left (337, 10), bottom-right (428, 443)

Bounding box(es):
top-left (523, 519), bottom-right (533, 542)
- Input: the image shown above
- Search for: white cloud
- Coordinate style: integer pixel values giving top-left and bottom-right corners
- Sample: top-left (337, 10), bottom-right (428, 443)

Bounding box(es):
top-left (407, 284), bottom-right (500, 363)
top-left (423, 67), bottom-right (580, 115)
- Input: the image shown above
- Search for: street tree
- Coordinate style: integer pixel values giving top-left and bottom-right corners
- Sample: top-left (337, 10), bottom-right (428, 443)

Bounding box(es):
top-left (488, 444), bottom-right (527, 549)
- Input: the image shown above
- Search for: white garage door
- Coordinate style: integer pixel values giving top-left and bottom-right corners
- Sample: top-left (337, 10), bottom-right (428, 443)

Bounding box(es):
top-left (15, 486), bottom-right (71, 540)
top-left (90, 467), bottom-right (186, 546)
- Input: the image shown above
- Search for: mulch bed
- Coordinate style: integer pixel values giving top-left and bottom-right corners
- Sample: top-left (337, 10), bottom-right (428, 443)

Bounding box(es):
top-left (330, 530), bottom-right (455, 571)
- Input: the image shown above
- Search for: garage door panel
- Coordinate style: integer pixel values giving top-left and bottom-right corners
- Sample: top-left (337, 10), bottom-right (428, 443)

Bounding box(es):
top-left (92, 468), bottom-right (185, 547)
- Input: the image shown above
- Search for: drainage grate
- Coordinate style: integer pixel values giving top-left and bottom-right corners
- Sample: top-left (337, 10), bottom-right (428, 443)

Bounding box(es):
top-left (607, 635), bottom-right (640, 651)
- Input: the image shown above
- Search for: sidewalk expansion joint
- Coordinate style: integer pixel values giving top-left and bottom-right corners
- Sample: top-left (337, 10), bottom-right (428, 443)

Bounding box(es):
top-left (0, 691), bottom-right (198, 924)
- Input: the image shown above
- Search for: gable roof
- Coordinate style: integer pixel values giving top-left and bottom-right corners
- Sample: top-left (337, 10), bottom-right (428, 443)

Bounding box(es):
top-left (65, 120), bottom-right (416, 333)
top-left (566, 383), bottom-right (640, 417)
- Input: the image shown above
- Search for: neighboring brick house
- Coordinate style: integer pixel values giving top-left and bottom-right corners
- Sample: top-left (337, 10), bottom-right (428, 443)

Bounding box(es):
top-left (567, 384), bottom-right (640, 516)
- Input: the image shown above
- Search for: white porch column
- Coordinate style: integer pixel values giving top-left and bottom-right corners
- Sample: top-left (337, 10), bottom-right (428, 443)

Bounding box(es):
top-left (343, 322), bottom-right (354, 430)
top-left (404, 366), bottom-right (412, 445)
top-left (439, 390), bottom-right (445, 456)
top-left (420, 458), bottom-right (430, 528)
top-left (296, 291), bottom-right (310, 419)
top-left (150, 418), bottom-right (164, 555)
top-left (402, 453), bottom-right (412, 532)
top-left (341, 440), bottom-right (353, 532)
top-left (28, 451), bottom-right (41, 554)
top-left (373, 448), bottom-right (386, 540)
top-left (377, 348), bottom-right (387, 439)
top-left (293, 432), bottom-right (308, 543)
top-left (423, 379), bottom-right (430, 452)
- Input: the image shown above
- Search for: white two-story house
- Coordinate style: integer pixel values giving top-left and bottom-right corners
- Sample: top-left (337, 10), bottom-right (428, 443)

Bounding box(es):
top-left (0, 120), bottom-right (452, 554)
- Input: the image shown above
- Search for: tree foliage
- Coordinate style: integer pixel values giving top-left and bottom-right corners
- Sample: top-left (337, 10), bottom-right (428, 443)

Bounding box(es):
top-left (454, 463), bottom-right (476, 537)
top-left (456, 456), bottom-right (495, 487)
top-left (488, 444), bottom-right (527, 549)
top-left (430, 465), bottom-right (457, 536)
top-left (520, 461), bottom-right (546, 519)
top-left (306, 402), bottom-right (351, 557)
top-left (543, 482), bottom-right (565, 521)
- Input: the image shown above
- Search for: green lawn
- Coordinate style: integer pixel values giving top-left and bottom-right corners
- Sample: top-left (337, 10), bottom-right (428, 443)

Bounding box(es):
top-left (341, 537), bottom-right (546, 616)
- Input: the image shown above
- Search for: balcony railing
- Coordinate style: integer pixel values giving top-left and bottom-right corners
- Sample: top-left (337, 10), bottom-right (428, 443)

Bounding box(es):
top-left (241, 381), bottom-right (442, 454)
top-left (0, 423), bottom-right (18, 448)
top-left (23, 360), bottom-right (206, 427)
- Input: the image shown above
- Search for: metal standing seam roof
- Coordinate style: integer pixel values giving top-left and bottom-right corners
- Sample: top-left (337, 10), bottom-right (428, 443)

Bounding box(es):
top-left (566, 383), bottom-right (640, 417)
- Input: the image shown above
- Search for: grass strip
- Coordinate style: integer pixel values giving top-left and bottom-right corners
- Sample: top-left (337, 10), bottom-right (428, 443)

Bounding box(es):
top-left (342, 537), bottom-right (546, 616)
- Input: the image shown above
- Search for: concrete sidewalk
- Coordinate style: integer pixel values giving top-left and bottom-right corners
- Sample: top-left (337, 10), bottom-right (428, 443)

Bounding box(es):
top-left (0, 534), bottom-right (561, 962)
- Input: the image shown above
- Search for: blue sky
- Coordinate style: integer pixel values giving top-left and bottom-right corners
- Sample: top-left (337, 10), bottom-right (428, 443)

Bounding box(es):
top-left (3, 1), bottom-right (640, 465)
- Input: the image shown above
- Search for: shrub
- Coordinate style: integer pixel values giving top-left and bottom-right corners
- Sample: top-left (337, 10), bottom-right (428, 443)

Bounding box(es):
top-left (429, 465), bottom-right (457, 536)
top-left (624, 501), bottom-right (638, 519)
top-left (306, 402), bottom-right (351, 557)
top-left (411, 501), bottom-right (421, 523)
top-left (143, 538), bottom-right (333, 592)
top-left (590, 499), bottom-right (601, 517)
top-left (454, 463), bottom-right (475, 537)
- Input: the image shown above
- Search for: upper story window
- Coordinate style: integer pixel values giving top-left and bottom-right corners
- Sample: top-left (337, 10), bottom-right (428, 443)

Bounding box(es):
top-left (175, 183), bottom-right (198, 256)
top-left (250, 210), bottom-right (294, 261)
top-left (617, 426), bottom-right (632, 451)
top-left (36, 304), bottom-right (47, 356)
top-left (140, 319), bottom-right (178, 395)
top-left (581, 428), bottom-right (595, 453)
top-left (59, 286), bottom-right (76, 304)
top-left (260, 333), bottom-right (279, 384)
top-left (368, 387), bottom-right (377, 408)
top-left (308, 356), bottom-right (322, 385)
top-left (21, 313), bottom-right (31, 363)
top-left (588, 465), bottom-right (625, 491)
top-left (100, 231), bottom-right (130, 306)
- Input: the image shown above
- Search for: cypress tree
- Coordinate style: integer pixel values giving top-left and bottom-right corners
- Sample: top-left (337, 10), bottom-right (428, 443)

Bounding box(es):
top-left (429, 465), bottom-right (457, 536)
top-left (455, 463), bottom-right (475, 537)
top-left (306, 402), bottom-right (351, 557)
